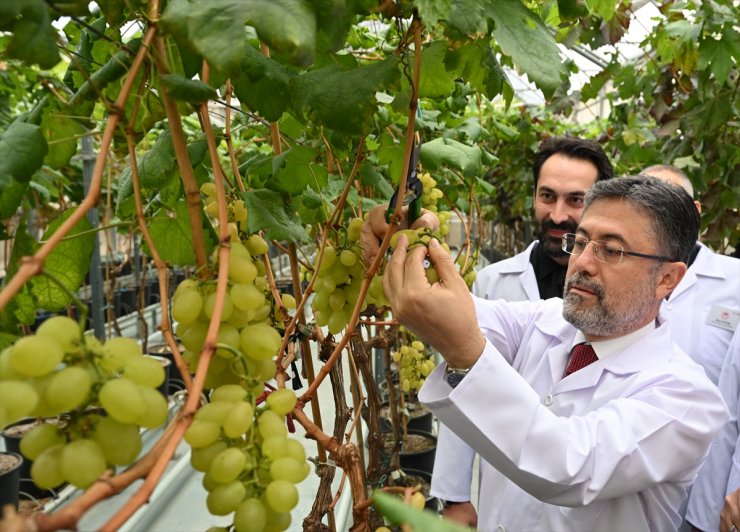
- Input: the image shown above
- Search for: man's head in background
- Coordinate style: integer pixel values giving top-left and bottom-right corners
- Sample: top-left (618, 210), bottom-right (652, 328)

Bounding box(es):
top-left (641, 164), bottom-right (702, 214)
top-left (532, 137), bottom-right (614, 265)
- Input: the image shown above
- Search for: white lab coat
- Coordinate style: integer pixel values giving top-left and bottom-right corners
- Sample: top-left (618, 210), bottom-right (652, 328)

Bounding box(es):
top-left (660, 243), bottom-right (740, 385)
top-left (432, 243), bottom-right (541, 502)
top-left (420, 297), bottom-right (728, 532)
top-left (685, 329), bottom-right (740, 531)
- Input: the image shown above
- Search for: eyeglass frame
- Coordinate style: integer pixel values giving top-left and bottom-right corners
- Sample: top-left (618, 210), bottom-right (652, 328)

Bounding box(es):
top-left (560, 233), bottom-right (677, 265)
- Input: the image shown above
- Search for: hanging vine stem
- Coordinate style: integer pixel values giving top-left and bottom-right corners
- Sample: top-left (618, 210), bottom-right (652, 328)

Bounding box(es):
top-left (125, 110), bottom-right (193, 392)
top-left (100, 59), bottom-right (234, 532)
top-left (151, 36), bottom-right (208, 270)
top-left (0, 22), bottom-right (158, 312)
top-left (223, 80), bottom-right (247, 191)
top-left (298, 15), bottom-right (423, 405)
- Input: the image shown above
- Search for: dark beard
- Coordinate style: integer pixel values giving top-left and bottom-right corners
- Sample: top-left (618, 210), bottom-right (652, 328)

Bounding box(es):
top-left (537, 218), bottom-right (578, 258)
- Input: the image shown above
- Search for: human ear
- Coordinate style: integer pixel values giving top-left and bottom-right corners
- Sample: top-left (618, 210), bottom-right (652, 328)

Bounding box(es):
top-left (655, 261), bottom-right (688, 299)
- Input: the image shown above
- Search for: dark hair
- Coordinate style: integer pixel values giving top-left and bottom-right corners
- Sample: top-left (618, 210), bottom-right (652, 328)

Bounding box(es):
top-left (533, 137), bottom-right (614, 190)
top-left (584, 175), bottom-right (700, 264)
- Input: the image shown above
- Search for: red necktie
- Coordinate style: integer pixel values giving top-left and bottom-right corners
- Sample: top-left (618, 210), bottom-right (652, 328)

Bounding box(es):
top-left (564, 343), bottom-right (598, 376)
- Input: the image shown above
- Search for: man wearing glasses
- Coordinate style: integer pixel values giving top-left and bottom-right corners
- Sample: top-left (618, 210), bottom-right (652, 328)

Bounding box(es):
top-left (432, 137), bottom-right (614, 525)
top-left (364, 176), bottom-right (728, 531)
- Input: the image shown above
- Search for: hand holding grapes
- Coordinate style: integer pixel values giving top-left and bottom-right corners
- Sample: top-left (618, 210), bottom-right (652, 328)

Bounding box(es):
top-left (383, 233), bottom-right (485, 370)
top-left (360, 204), bottom-right (440, 266)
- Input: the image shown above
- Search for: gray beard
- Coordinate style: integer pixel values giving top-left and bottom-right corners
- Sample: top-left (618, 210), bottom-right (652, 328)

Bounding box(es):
top-left (562, 273), bottom-right (656, 338)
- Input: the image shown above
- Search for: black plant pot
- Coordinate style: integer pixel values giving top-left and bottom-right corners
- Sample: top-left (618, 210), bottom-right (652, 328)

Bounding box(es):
top-left (378, 429), bottom-right (437, 477)
top-left (0, 451), bottom-right (23, 510)
top-left (1, 419), bottom-right (58, 499)
top-left (147, 345), bottom-right (188, 395)
top-left (378, 401), bottom-right (434, 434)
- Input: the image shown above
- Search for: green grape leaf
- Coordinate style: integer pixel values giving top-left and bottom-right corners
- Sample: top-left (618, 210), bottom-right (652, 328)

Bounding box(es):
top-left (698, 29), bottom-right (737, 85)
top-left (160, 74), bottom-right (218, 104)
top-left (418, 41), bottom-right (456, 98)
top-left (160, 0), bottom-right (248, 74)
top-left (476, 175), bottom-right (496, 194)
top-left (420, 137), bottom-right (482, 177)
top-left (272, 145), bottom-right (328, 194)
top-left (233, 44), bottom-right (298, 122)
top-left (359, 162), bottom-right (394, 199)
top-left (445, 39), bottom-right (507, 99)
top-left (246, 0), bottom-right (317, 67)
top-left (241, 189), bottom-right (310, 243)
top-left (40, 107), bottom-right (87, 170)
top-left (95, 0), bottom-right (125, 25)
top-left (295, 187), bottom-right (330, 225)
top-left (291, 57), bottom-right (401, 135)
top-left (447, 0), bottom-right (491, 39)
top-left (372, 491), bottom-right (471, 531)
top-left (315, 0), bottom-right (354, 54)
top-left (587, 0), bottom-right (617, 20)
top-left (1, 222), bottom-right (39, 330)
top-left (29, 212), bottom-right (95, 311)
top-left (0, 332), bottom-right (20, 351)
top-left (416, 0), bottom-right (452, 27)
top-left (489, 0), bottom-right (565, 98)
top-left (138, 129), bottom-right (178, 189)
top-left (376, 133), bottom-right (406, 186)
top-left (0, 177), bottom-right (30, 219)
top-left (0, 121), bottom-right (49, 187)
top-left (3, 0), bottom-right (61, 69)
top-left (146, 202), bottom-right (208, 266)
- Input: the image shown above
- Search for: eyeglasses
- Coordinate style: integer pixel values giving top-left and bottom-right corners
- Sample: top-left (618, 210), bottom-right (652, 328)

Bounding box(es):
top-left (561, 233), bottom-right (676, 265)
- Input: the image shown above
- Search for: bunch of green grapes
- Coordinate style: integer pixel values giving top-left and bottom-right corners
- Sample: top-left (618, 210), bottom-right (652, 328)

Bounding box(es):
top-left (419, 172), bottom-right (444, 213)
top-left (311, 217), bottom-right (382, 334)
top-left (456, 249), bottom-right (479, 289)
top-left (185, 384), bottom-right (310, 532)
top-left (391, 336), bottom-right (436, 393)
top-left (200, 182), bottom-right (249, 242)
top-left (0, 317), bottom-right (169, 490)
top-left (173, 235), bottom-right (295, 390)
top-left (388, 228), bottom-right (451, 285)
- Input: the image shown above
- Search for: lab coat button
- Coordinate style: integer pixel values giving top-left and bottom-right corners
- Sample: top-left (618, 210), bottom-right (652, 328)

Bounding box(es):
top-left (666, 303), bottom-right (673, 310)
top-left (496, 525), bottom-right (506, 532)
top-left (544, 394), bottom-right (553, 406)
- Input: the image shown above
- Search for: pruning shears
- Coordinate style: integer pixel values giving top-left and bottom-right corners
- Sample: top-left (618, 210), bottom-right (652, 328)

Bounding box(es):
top-left (386, 136), bottom-right (423, 225)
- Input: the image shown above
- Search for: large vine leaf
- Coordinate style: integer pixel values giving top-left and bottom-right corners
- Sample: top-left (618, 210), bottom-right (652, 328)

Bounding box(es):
top-left (271, 145), bottom-right (329, 194)
top-left (445, 39), bottom-right (508, 100)
top-left (489, 0), bottom-right (566, 98)
top-left (245, 0), bottom-right (317, 68)
top-left (146, 202), bottom-right (214, 265)
top-left (233, 44), bottom-right (298, 122)
top-left (420, 137), bottom-right (482, 177)
top-left (0, 121), bottom-right (49, 189)
top-left (29, 212), bottom-right (95, 311)
top-left (160, 74), bottom-right (218, 104)
top-left (1, 0), bottom-right (60, 69)
top-left (137, 129), bottom-right (178, 189)
top-left (418, 41), bottom-right (456, 98)
top-left (292, 57), bottom-right (401, 135)
top-left (0, 177), bottom-right (29, 220)
top-left (0, 222), bottom-right (38, 338)
top-left (40, 106), bottom-right (87, 170)
top-left (160, 0), bottom-right (248, 74)
top-left (416, 0), bottom-right (453, 27)
top-left (241, 189), bottom-right (310, 243)
top-left (446, 0), bottom-right (492, 39)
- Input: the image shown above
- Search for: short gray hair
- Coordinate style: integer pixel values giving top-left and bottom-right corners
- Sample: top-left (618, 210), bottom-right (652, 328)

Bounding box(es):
top-left (583, 175), bottom-right (699, 264)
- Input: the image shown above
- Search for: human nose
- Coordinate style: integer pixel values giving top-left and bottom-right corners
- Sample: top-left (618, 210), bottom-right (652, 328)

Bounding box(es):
top-left (549, 199), bottom-right (572, 225)
top-left (572, 241), bottom-right (601, 272)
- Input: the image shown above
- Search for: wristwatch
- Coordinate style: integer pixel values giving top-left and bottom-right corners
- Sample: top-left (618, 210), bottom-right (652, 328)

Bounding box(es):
top-left (441, 500), bottom-right (470, 509)
top-left (444, 364), bottom-right (473, 388)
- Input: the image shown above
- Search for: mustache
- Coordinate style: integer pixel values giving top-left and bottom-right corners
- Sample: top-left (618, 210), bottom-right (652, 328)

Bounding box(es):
top-left (541, 219), bottom-right (578, 233)
top-left (565, 273), bottom-right (604, 298)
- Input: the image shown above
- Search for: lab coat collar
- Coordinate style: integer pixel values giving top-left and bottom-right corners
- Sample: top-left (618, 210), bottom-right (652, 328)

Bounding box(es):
top-left (496, 241), bottom-right (538, 274)
top-left (553, 319), bottom-right (674, 394)
top-left (669, 243), bottom-right (726, 300)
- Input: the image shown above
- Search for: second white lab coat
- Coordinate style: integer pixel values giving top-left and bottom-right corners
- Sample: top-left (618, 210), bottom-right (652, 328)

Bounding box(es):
top-left (421, 297), bottom-right (728, 532)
